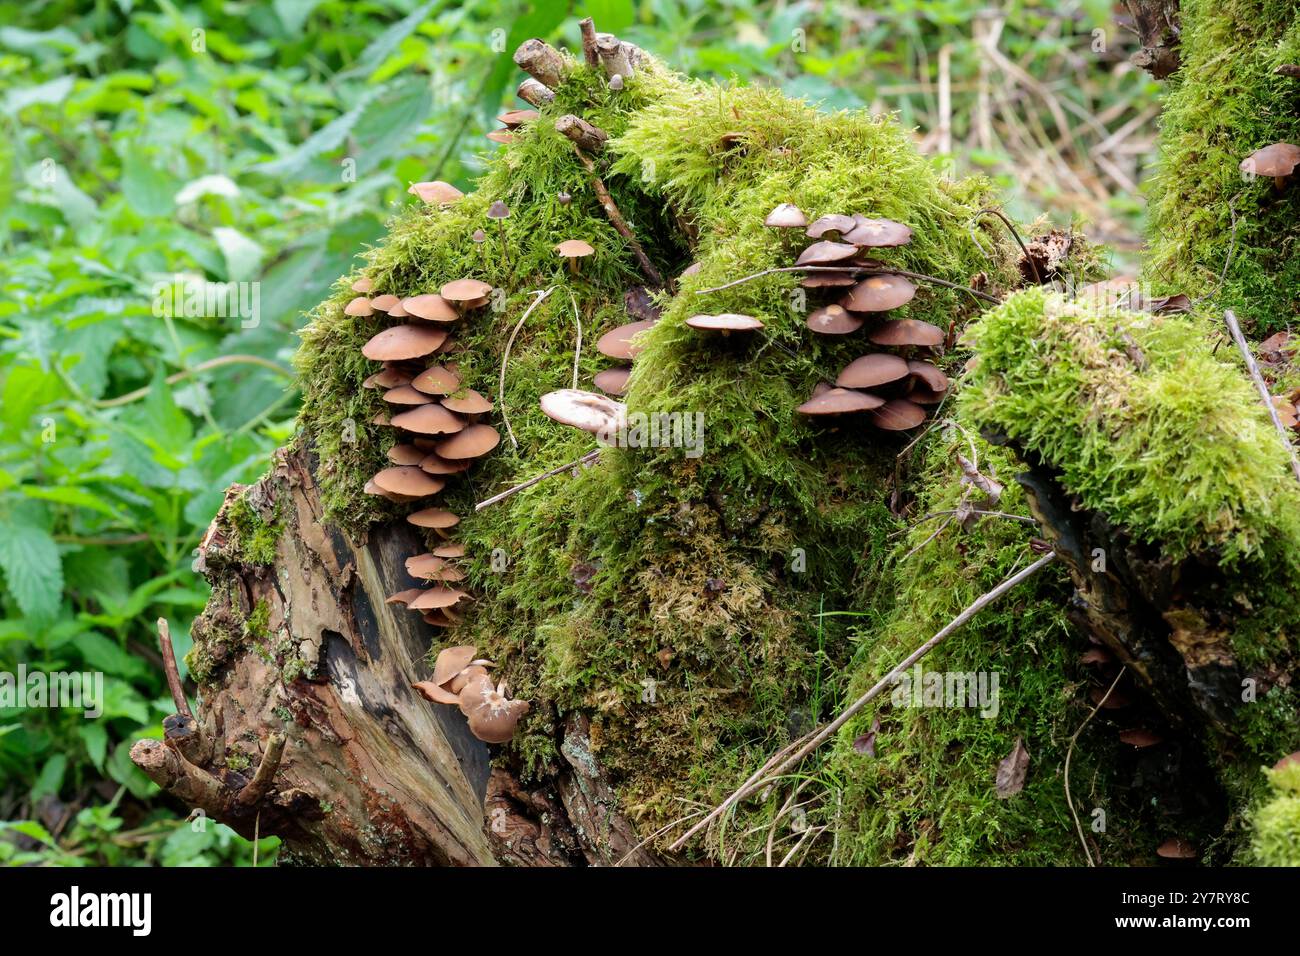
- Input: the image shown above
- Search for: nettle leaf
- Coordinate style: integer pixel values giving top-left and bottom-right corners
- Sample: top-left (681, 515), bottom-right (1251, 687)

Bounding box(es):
top-left (79, 723), bottom-right (108, 771)
top-left (121, 151), bottom-right (177, 217)
top-left (213, 226), bottom-right (264, 283)
top-left (0, 513), bottom-right (62, 623)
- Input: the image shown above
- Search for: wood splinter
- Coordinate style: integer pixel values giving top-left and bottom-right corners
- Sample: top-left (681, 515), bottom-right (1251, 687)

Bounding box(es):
top-left (237, 733), bottom-right (288, 807)
top-left (579, 17), bottom-right (600, 67)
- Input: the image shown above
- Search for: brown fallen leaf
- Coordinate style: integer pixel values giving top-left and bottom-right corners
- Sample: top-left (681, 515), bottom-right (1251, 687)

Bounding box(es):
top-left (956, 452), bottom-right (1004, 503)
top-left (853, 716), bottom-right (882, 757)
top-left (996, 736), bottom-right (1030, 799)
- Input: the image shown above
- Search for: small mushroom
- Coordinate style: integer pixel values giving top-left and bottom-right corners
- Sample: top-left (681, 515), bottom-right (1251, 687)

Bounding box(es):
top-left (801, 271), bottom-right (858, 288)
top-left (472, 228), bottom-right (487, 243)
top-left (407, 508), bottom-right (461, 531)
top-left (408, 181), bottom-right (464, 206)
top-left (432, 645), bottom-right (478, 686)
top-left (373, 466), bottom-right (445, 498)
top-left (487, 200), bottom-right (511, 268)
top-left (841, 274), bottom-right (917, 312)
top-left (413, 680), bottom-right (460, 706)
top-left (593, 366), bottom-right (631, 396)
top-left (556, 239), bottom-right (594, 275)
top-left (409, 587), bottom-right (470, 612)
top-left (1118, 729), bottom-right (1165, 748)
top-left (1240, 142), bottom-right (1300, 188)
top-left (795, 240), bottom-right (859, 267)
top-left (383, 385), bottom-right (434, 406)
top-left (419, 452), bottom-right (472, 475)
top-left (596, 319), bottom-right (656, 360)
top-left (407, 554), bottom-right (465, 582)
top-left (486, 130), bottom-right (515, 145)
top-left (806, 304), bottom-right (864, 335)
top-left (370, 293), bottom-right (401, 312)
top-left (842, 217), bottom-right (912, 248)
top-left (411, 364), bottom-right (462, 396)
top-left (364, 478), bottom-right (410, 502)
top-left (557, 191), bottom-right (572, 206)
top-left (351, 276), bottom-right (373, 294)
top-left (497, 109), bottom-right (539, 128)
top-left (362, 325), bottom-right (448, 362)
top-left (685, 313), bottom-right (764, 333)
top-left (441, 389), bottom-right (493, 415)
top-left (835, 353), bottom-right (911, 390)
top-left (363, 368), bottom-right (411, 390)
top-left (390, 403), bottom-right (466, 436)
top-left (868, 398), bottom-right (927, 431)
top-left (436, 423), bottom-right (501, 459)
top-left (440, 278), bottom-right (494, 308)
top-left (1155, 838), bottom-right (1198, 861)
top-left (387, 444), bottom-right (427, 466)
top-left (764, 203), bottom-right (808, 229)
top-left (385, 588), bottom-right (425, 606)
top-left (868, 319), bottom-right (945, 348)
top-left (402, 294), bottom-right (460, 323)
top-left (905, 359), bottom-right (950, 400)
top-left (458, 672), bottom-right (530, 744)
top-left (796, 387), bottom-right (884, 416)
top-left (805, 214), bottom-right (857, 240)
top-left (608, 74), bottom-right (624, 91)
top-left (540, 389), bottom-right (626, 435)
top-left (433, 542), bottom-right (467, 559)
top-left (344, 296), bottom-right (374, 317)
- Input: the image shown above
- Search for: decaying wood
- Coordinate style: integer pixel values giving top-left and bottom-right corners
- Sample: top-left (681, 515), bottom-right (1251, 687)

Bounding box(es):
top-left (132, 445), bottom-right (658, 867)
top-left (556, 114), bottom-right (609, 153)
top-left (513, 38), bottom-right (568, 89)
top-left (579, 17), bottom-right (600, 67)
top-left (517, 78), bottom-right (555, 107)
top-left (1122, 0), bottom-right (1181, 79)
top-left (596, 32), bottom-right (637, 79)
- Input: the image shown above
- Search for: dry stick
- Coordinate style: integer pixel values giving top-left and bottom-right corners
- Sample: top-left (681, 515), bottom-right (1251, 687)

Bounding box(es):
top-left (475, 449), bottom-right (601, 512)
top-left (1065, 666), bottom-right (1126, 868)
top-left (974, 207), bottom-right (1039, 283)
top-left (695, 265), bottom-right (1000, 305)
top-left (573, 147), bottom-right (665, 288)
top-left (565, 288), bottom-right (583, 389)
top-left (579, 17), bottom-right (601, 66)
top-left (156, 617), bottom-right (192, 718)
top-left (1224, 309), bottom-right (1300, 485)
top-left (670, 551), bottom-right (1059, 851)
top-left (498, 287), bottom-right (556, 448)
top-left (236, 732), bottom-right (286, 807)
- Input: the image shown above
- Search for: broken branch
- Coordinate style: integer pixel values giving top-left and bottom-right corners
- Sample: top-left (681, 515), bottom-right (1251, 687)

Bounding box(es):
top-left (156, 617), bottom-right (191, 718)
top-left (1224, 309), bottom-right (1300, 485)
top-left (574, 147), bottom-right (665, 288)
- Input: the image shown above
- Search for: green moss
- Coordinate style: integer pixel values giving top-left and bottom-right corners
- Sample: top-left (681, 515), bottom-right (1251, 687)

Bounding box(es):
top-left (227, 495), bottom-right (281, 566)
top-left (1145, 0), bottom-right (1300, 334)
top-left (1250, 761), bottom-right (1300, 864)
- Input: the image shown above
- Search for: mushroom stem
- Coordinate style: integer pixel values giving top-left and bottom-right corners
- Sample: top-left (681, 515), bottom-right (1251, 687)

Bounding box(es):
top-left (513, 38), bottom-right (568, 88)
top-left (498, 220), bottom-right (509, 272)
top-left (573, 147), bottom-right (665, 288)
top-left (556, 114), bottom-right (608, 153)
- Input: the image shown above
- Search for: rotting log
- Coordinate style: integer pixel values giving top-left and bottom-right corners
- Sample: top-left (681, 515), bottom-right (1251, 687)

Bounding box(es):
top-left (132, 446), bottom-right (661, 866)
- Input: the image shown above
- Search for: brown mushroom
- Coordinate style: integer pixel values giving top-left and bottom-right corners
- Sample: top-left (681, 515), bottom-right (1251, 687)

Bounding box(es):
top-left (385, 588), bottom-right (424, 606)
top-left (795, 240), bottom-right (859, 267)
top-left (364, 478), bottom-right (410, 502)
top-left (407, 554), bottom-right (465, 582)
top-left (556, 239), bottom-right (594, 275)
top-left (1240, 142), bottom-right (1300, 188)
top-left (497, 109), bottom-right (539, 128)
top-left (868, 318), bottom-right (945, 348)
top-left (441, 389), bottom-right (493, 415)
top-left (458, 672), bottom-right (530, 744)
top-left (540, 389), bottom-right (626, 435)
top-left (1118, 729), bottom-right (1165, 748)
top-left (806, 304), bottom-right (864, 335)
top-left (407, 508), bottom-right (460, 531)
top-left (432, 645), bottom-right (478, 686)
top-left (869, 398), bottom-right (927, 431)
top-left (593, 366), bottom-right (631, 396)
top-left (402, 294), bottom-right (460, 323)
top-left (596, 320), bottom-right (655, 360)
top-left (685, 313), bottom-right (764, 333)
top-left (801, 271), bottom-right (858, 288)
top-left (409, 587), bottom-right (470, 611)
top-left (486, 130), bottom-right (515, 145)
top-left (386, 444), bottom-right (427, 466)
top-left (372, 466), bottom-right (445, 498)
top-left (796, 387), bottom-right (884, 416)
top-left (1156, 838), bottom-right (1197, 860)
top-left (764, 203), bottom-right (808, 229)
top-left (805, 214), bottom-right (856, 239)
top-left (351, 276), bottom-right (373, 294)
top-left (835, 353), bottom-right (911, 389)
top-left (842, 216), bottom-right (912, 247)
top-left (841, 274), bottom-right (917, 312)
top-left (436, 423), bottom-right (501, 459)
top-left (370, 293), bottom-right (401, 312)
top-left (344, 296), bottom-right (374, 317)
top-left (411, 364), bottom-right (462, 396)
top-left (440, 278), bottom-right (494, 305)
top-left (413, 680), bottom-right (460, 705)
top-left (906, 359), bottom-right (950, 397)
top-left (362, 325), bottom-right (448, 361)
top-left (363, 368), bottom-right (411, 390)
top-left (383, 385), bottom-right (433, 406)
top-left (390, 403), bottom-right (465, 436)
top-left (407, 181), bottom-right (464, 205)
top-left (432, 542), bottom-right (467, 559)
top-left (419, 452), bottom-right (473, 475)
top-left (448, 664), bottom-right (489, 694)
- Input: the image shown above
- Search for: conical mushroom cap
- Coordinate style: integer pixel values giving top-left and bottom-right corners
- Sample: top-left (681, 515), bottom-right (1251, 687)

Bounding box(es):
top-left (868, 318), bottom-right (944, 347)
top-left (386, 444), bottom-right (427, 466)
top-left (796, 387), bottom-right (884, 415)
top-left (806, 304), bottom-right (863, 335)
top-left (411, 364), bottom-right (462, 395)
top-left (402, 294), bottom-right (459, 322)
top-left (436, 423), bottom-right (501, 459)
top-left (362, 325), bottom-right (448, 361)
top-left (486, 200), bottom-right (511, 220)
top-left (869, 398), bottom-right (927, 431)
top-left (440, 278), bottom-right (493, 302)
top-left (351, 276), bottom-right (373, 293)
top-left (432, 645), bottom-right (478, 686)
top-left (390, 403), bottom-right (465, 436)
top-left (841, 274), bottom-right (917, 312)
top-left (596, 320), bottom-right (655, 359)
top-left (795, 240), bottom-right (859, 266)
top-left (409, 587), bottom-right (470, 611)
top-left (593, 366), bottom-right (631, 396)
top-left (540, 389), bottom-right (626, 435)
top-left (383, 385), bottom-right (433, 406)
top-left (1241, 142), bottom-right (1300, 178)
top-left (407, 508), bottom-right (460, 529)
top-left (805, 214), bottom-right (856, 239)
top-left (764, 203), bottom-right (808, 228)
top-left (836, 353), bottom-right (910, 389)
top-left (842, 216), bottom-right (912, 247)
top-left (345, 296), bottom-right (374, 316)
top-left (407, 181), bottom-right (464, 205)
top-left (372, 466), bottom-right (445, 497)
top-left (441, 389), bottom-right (493, 414)
top-left (685, 313), bottom-right (764, 332)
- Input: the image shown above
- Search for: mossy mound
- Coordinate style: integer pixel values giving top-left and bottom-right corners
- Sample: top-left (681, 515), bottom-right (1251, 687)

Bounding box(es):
top-left (1145, 0), bottom-right (1300, 334)
top-left (1251, 759), bottom-right (1300, 864)
top-left (289, 47), bottom-right (1025, 854)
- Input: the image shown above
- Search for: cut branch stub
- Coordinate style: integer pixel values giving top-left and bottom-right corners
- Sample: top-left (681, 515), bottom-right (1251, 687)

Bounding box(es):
top-left (556, 114), bottom-right (609, 153)
top-left (517, 78), bottom-right (555, 107)
top-left (595, 32), bottom-right (636, 79)
top-left (513, 38), bottom-right (569, 89)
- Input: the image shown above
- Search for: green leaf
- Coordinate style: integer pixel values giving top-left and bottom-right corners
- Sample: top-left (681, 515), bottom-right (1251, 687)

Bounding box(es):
top-left (213, 227), bottom-right (264, 282)
top-left (121, 152), bottom-right (177, 217)
top-left (79, 723), bottom-right (108, 771)
top-left (0, 518), bottom-right (62, 623)
top-left (32, 753), bottom-right (67, 801)
top-left (341, 0), bottom-right (438, 80)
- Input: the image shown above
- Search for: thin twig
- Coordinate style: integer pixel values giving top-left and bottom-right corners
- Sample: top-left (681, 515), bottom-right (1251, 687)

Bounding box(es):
top-left (498, 287), bottom-right (556, 449)
top-left (900, 515), bottom-right (953, 562)
top-left (670, 551), bottom-right (1058, 851)
top-left (566, 288), bottom-right (583, 389)
top-left (156, 617), bottom-right (191, 718)
top-left (574, 146), bottom-right (665, 288)
top-left (1065, 666), bottom-right (1126, 867)
top-left (1191, 192), bottom-right (1243, 308)
top-left (973, 207), bottom-right (1039, 283)
top-left (695, 265), bottom-right (1000, 304)
top-left (474, 449), bottom-right (601, 511)
top-left (1224, 309), bottom-right (1300, 485)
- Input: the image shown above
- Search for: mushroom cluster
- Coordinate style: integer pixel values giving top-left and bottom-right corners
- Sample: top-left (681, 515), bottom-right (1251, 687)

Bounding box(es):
top-left (413, 644), bottom-right (530, 744)
top-left (765, 204), bottom-right (948, 431)
top-left (351, 270), bottom-right (529, 742)
top-left (591, 284), bottom-right (663, 397)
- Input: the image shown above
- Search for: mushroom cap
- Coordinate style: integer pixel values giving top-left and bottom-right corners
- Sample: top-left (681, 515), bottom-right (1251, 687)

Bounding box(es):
top-left (432, 644), bottom-right (478, 686)
top-left (413, 680), bottom-right (461, 706)
top-left (1240, 142), bottom-right (1300, 178)
top-left (796, 387), bottom-right (885, 415)
top-left (906, 359), bottom-right (950, 393)
top-left (836, 353), bottom-right (911, 389)
top-left (801, 271), bottom-right (858, 288)
top-left (593, 365), bottom-right (631, 396)
top-left (436, 423), bottom-right (501, 459)
top-left (433, 542), bottom-right (467, 558)
top-left (868, 318), bottom-right (945, 347)
top-left (441, 389), bottom-right (493, 415)
top-left (419, 452), bottom-right (472, 475)
top-left (486, 200), bottom-right (511, 220)
top-left (1118, 728), bottom-right (1164, 748)
top-left (385, 587), bottom-right (424, 606)
top-left (411, 364), bottom-right (462, 396)
top-left (407, 553), bottom-right (463, 581)
top-left (795, 240), bottom-right (859, 266)
top-left (371, 411), bottom-right (390, 426)
top-left (497, 108), bottom-right (539, 127)
top-left (539, 389), bottom-right (626, 435)
top-left (344, 296), bottom-right (374, 316)
top-left (596, 319), bottom-right (655, 360)
top-left (407, 508), bottom-right (460, 529)
top-left (363, 368), bottom-right (411, 390)
top-left (806, 304), bottom-right (864, 335)
top-left (685, 313), bottom-right (764, 332)
top-left (402, 294), bottom-right (460, 322)
top-left (370, 293), bottom-right (401, 312)
top-left (842, 216), bottom-right (912, 247)
top-left (472, 228), bottom-right (487, 243)
top-left (362, 325), bottom-right (448, 361)
top-left (383, 385), bottom-right (433, 406)
top-left (841, 274), bottom-right (917, 312)
top-left (390, 403), bottom-right (465, 436)
top-left (458, 672), bottom-right (530, 743)
top-left (869, 398), bottom-right (927, 431)
top-left (407, 181), bottom-right (464, 205)
top-left (448, 664), bottom-right (489, 695)
top-left (351, 276), bottom-right (373, 294)
top-left (372, 466), bottom-right (445, 497)
top-left (363, 478), bottom-right (408, 501)
top-left (1156, 838), bottom-right (1198, 860)
top-left (679, 261), bottom-right (703, 279)
top-left (486, 130), bottom-right (515, 144)
top-left (805, 214), bottom-right (857, 239)
top-left (409, 587), bottom-right (470, 611)
top-left (764, 203), bottom-right (808, 228)
top-left (422, 610), bottom-right (454, 627)
top-left (440, 278), bottom-right (493, 302)
top-left (386, 444), bottom-right (427, 466)
top-left (556, 239), bottom-right (594, 258)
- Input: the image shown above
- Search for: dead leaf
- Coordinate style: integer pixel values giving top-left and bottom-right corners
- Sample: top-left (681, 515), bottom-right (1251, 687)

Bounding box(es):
top-left (995, 736), bottom-right (1030, 799)
top-left (853, 716), bottom-right (882, 757)
top-left (956, 453), bottom-right (1003, 503)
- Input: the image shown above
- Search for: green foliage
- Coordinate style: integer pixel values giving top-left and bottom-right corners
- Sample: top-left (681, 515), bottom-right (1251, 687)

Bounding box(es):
top-left (1251, 760), bottom-right (1300, 865)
